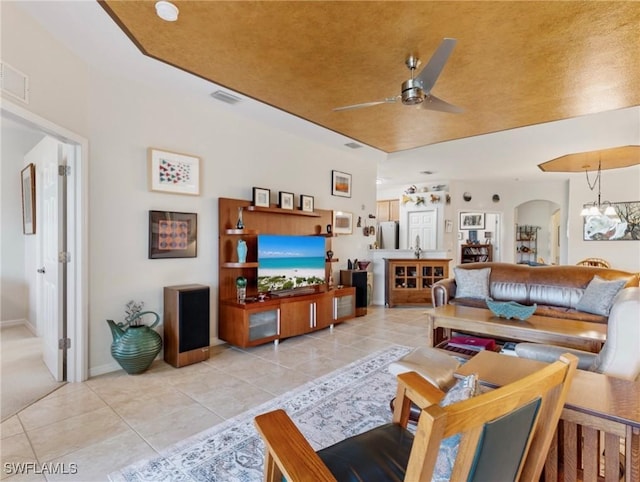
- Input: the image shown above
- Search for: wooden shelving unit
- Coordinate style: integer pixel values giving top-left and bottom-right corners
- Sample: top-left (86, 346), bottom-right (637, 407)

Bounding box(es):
top-left (246, 205), bottom-right (321, 217)
top-left (516, 225), bottom-right (539, 264)
top-left (460, 244), bottom-right (493, 263)
top-left (218, 197), bottom-right (356, 347)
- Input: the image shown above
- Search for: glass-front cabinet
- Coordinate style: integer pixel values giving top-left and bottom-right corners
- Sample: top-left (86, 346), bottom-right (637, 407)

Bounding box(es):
top-left (248, 308), bottom-right (279, 342)
top-left (384, 258), bottom-right (451, 308)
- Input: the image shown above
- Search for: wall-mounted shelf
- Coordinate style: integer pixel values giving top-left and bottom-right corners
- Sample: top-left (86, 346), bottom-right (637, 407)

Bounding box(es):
top-left (246, 205), bottom-right (321, 217)
top-left (224, 229), bottom-right (259, 235)
top-left (221, 262), bottom-right (259, 268)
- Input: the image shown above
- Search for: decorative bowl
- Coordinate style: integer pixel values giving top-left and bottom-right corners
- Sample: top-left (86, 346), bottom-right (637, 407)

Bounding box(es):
top-left (357, 260), bottom-right (371, 270)
top-left (486, 299), bottom-right (537, 321)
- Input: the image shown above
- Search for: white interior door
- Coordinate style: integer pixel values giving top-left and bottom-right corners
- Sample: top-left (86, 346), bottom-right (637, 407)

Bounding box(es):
top-left (408, 210), bottom-right (437, 250)
top-left (29, 137), bottom-right (65, 381)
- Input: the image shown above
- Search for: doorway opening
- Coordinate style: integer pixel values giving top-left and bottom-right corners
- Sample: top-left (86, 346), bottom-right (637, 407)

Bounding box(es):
top-left (1, 100), bottom-right (88, 383)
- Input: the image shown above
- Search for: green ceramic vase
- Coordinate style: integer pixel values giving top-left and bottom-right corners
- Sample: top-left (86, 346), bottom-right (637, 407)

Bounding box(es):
top-left (106, 311), bottom-right (162, 375)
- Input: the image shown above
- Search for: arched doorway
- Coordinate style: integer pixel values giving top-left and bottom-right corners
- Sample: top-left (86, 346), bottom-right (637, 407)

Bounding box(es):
top-left (514, 200), bottom-right (561, 265)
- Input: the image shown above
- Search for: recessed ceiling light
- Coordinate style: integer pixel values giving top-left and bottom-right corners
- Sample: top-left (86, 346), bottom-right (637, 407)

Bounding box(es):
top-left (376, 178), bottom-right (383, 185)
top-left (155, 1), bottom-right (179, 21)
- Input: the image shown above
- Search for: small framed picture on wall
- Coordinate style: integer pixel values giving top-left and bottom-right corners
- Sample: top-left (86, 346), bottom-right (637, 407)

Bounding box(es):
top-left (331, 170), bottom-right (352, 198)
top-left (148, 210), bottom-right (197, 259)
top-left (148, 148), bottom-right (200, 196)
top-left (332, 211), bottom-right (353, 234)
top-left (459, 212), bottom-right (485, 230)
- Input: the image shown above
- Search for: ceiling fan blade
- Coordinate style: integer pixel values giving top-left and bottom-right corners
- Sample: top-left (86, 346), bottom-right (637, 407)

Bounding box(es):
top-left (333, 97), bottom-right (397, 112)
top-left (415, 38), bottom-right (457, 93)
top-left (422, 94), bottom-right (464, 113)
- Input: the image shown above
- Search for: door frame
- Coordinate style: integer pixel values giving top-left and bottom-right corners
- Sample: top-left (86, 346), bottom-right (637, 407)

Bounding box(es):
top-left (2, 99), bottom-right (89, 382)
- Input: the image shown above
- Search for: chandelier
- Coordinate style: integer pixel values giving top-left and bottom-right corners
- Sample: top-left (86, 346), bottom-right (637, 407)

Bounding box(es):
top-left (579, 160), bottom-right (619, 219)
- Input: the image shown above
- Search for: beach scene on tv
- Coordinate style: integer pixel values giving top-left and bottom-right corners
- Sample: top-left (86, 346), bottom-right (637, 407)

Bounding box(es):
top-left (258, 235), bottom-right (326, 293)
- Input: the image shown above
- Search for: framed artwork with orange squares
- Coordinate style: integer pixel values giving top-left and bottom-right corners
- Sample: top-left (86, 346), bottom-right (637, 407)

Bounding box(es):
top-left (148, 210), bottom-right (197, 258)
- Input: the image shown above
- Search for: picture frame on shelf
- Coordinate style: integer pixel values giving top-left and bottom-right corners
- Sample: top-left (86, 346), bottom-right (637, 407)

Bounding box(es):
top-left (300, 194), bottom-right (314, 212)
top-left (148, 148), bottom-right (200, 196)
top-left (21, 163), bottom-right (36, 235)
top-left (278, 191), bottom-right (294, 210)
top-left (460, 212), bottom-right (485, 230)
top-left (332, 211), bottom-right (353, 234)
top-left (331, 170), bottom-right (352, 198)
top-left (252, 187), bottom-right (271, 207)
top-left (148, 210), bottom-right (197, 259)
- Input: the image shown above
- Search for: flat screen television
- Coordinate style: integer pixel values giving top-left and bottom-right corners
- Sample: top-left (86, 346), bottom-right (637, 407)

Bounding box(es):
top-left (257, 234), bottom-right (326, 294)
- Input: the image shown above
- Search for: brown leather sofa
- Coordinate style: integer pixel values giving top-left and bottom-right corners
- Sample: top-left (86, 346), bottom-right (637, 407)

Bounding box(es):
top-left (431, 262), bottom-right (639, 324)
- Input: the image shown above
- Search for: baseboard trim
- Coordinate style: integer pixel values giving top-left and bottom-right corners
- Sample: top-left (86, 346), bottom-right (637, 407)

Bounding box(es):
top-left (0, 318), bottom-right (36, 335)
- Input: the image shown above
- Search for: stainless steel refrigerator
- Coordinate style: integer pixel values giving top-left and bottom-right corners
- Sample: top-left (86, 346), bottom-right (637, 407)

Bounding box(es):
top-left (378, 221), bottom-right (399, 249)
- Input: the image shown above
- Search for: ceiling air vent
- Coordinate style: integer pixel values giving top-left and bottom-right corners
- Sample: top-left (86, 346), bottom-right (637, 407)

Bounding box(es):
top-left (210, 90), bottom-right (242, 105)
top-left (1, 61), bottom-right (29, 104)
top-left (344, 142), bottom-right (363, 149)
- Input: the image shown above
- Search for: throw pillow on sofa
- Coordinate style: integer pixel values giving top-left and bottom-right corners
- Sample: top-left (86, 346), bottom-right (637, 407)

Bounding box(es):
top-left (454, 267), bottom-right (491, 300)
top-left (576, 275), bottom-right (626, 316)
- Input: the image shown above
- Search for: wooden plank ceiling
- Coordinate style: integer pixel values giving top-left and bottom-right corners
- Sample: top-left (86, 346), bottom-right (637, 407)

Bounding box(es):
top-left (100, 1), bottom-right (640, 153)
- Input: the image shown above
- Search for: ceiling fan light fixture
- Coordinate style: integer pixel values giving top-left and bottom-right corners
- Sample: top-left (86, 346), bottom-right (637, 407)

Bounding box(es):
top-left (401, 79), bottom-right (423, 105)
top-left (155, 1), bottom-right (179, 22)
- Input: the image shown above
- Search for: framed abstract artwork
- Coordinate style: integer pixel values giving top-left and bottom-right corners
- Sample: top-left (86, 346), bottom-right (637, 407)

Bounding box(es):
top-left (459, 212), bottom-right (485, 230)
top-left (331, 170), bottom-right (352, 198)
top-left (21, 163), bottom-right (36, 235)
top-left (148, 148), bottom-right (200, 196)
top-left (148, 210), bottom-right (197, 259)
top-left (332, 211), bottom-right (353, 234)
top-left (583, 201), bottom-right (640, 240)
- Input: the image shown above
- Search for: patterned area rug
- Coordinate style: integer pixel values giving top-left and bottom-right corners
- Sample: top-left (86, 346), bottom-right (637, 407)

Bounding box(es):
top-left (109, 345), bottom-right (412, 482)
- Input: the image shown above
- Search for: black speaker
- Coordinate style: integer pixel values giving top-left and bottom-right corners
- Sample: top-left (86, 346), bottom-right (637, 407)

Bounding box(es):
top-left (164, 284), bottom-right (210, 367)
top-left (340, 270), bottom-right (368, 316)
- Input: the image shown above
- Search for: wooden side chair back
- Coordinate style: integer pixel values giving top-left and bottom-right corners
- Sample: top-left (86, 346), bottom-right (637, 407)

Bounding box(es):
top-left (254, 354), bottom-right (578, 482)
top-left (576, 257), bottom-right (611, 268)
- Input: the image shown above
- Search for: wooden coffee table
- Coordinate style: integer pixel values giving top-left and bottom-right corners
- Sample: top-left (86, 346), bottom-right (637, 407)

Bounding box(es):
top-left (456, 351), bottom-right (640, 482)
top-left (427, 304), bottom-right (606, 352)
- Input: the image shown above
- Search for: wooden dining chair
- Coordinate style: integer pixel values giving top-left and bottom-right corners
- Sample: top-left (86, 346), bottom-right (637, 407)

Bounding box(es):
top-left (254, 354), bottom-right (578, 482)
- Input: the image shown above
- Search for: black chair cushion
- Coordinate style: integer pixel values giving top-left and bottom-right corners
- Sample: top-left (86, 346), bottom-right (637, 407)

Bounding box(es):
top-left (317, 423), bottom-right (414, 482)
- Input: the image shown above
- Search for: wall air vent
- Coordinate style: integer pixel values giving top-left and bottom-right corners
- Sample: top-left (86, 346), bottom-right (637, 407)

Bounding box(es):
top-left (1, 61), bottom-right (29, 104)
top-left (344, 142), bottom-right (363, 149)
top-left (210, 90), bottom-right (242, 105)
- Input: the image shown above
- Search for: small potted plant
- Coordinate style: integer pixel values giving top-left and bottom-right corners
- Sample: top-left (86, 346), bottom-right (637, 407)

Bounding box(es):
top-left (106, 300), bottom-right (162, 374)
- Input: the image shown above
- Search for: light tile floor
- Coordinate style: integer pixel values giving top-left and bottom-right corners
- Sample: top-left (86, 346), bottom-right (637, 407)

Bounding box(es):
top-left (1, 306), bottom-right (430, 481)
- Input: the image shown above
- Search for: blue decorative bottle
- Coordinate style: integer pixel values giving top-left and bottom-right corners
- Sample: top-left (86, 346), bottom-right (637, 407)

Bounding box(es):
top-left (237, 239), bottom-right (248, 263)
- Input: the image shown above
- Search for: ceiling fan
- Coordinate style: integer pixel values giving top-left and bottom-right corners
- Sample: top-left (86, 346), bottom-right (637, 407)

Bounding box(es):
top-left (334, 38), bottom-right (463, 113)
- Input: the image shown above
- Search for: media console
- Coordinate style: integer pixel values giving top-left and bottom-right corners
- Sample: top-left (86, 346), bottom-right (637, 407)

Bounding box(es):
top-left (217, 197), bottom-right (356, 348)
